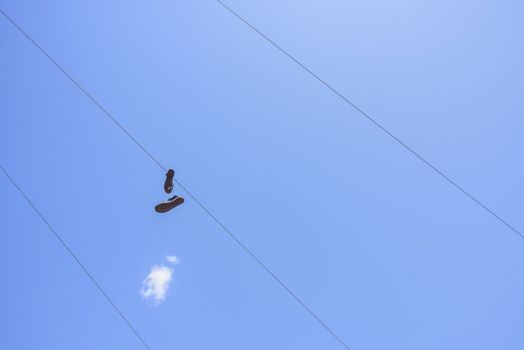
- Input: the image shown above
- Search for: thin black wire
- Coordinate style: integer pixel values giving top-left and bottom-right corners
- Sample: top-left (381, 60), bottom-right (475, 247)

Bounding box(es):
top-left (0, 165), bottom-right (153, 350)
top-left (213, 0), bottom-right (524, 241)
top-left (0, 8), bottom-right (351, 350)
top-left (0, 9), bottom-right (166, 173)
top-left (175, 180), bottom-right (352, 349)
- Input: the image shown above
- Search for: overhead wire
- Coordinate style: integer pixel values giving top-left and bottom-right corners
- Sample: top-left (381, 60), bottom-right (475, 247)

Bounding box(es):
top-left (212, 0), bottom-right (524, 241)
top-left (0, 165), bottom-right (153, 350)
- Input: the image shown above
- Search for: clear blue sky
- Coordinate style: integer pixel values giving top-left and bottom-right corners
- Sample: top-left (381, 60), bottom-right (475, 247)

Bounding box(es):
top-left (1, 0), bottom-right (524, 349)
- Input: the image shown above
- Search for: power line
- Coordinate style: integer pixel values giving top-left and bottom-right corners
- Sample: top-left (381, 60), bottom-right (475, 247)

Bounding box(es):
top-left (174, 180), bottom-right (351, 349)
top-left (0, 10), bottom-right (166, 173)
top-left (0, 165), bottom-right (153, 350)
top-left (0, 8), bottom-right (351, 350)
top-left (213, 0), bottom-right (524, 241)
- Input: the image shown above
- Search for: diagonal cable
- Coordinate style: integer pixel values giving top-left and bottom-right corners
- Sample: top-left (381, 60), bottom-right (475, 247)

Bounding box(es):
top-left (0, 165), bottom-right (153, 350)
top-left (0, 8), bottom-right (352, 350)
top-left (213, 0), bottom-right (523, 240)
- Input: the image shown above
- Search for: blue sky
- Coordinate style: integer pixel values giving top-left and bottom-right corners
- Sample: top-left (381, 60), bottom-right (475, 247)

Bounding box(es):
top-left (1, 0), bottom-right (524, 349)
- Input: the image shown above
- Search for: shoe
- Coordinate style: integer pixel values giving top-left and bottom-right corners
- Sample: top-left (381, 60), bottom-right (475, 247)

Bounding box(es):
top-left (155, 195), bottom-right (184, 213)
top-left (164, 169), bottom-right (175, 193)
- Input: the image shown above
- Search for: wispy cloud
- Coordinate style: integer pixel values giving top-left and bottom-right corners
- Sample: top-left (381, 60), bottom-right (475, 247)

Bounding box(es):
top-left (140, 265), bottom-right (173, 305)
top-left (166, 255), bottom-right (181, 264)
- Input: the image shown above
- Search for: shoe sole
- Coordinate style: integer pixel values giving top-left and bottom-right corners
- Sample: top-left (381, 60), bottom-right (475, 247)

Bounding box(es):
top-left (164, 169), bottom-right (175, 193)
top-left (155, 197), bottom-right (184, 213)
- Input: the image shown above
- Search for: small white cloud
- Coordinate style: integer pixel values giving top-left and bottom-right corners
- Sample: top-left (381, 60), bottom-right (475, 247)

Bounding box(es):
top-left (166, 255), bottom-right (181, 264)
top-left (140, 265), bottom-right (173, 305)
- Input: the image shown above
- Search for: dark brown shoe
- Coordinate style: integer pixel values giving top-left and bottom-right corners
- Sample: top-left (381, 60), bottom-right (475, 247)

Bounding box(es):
top-left (155, 196), bottom-right (184, 213)
top-left (164, 169), bottom-right (175, 193)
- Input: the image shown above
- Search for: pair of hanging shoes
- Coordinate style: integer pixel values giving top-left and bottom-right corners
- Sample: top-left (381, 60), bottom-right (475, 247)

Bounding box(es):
top-left (155, 169), bottom-right (184, 213)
